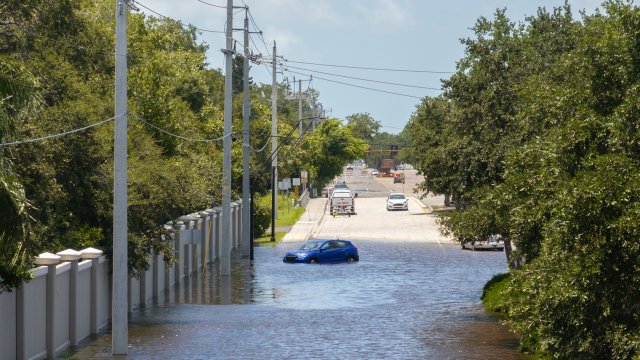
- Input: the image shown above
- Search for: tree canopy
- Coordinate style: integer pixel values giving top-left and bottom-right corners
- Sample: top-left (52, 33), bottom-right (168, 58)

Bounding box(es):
top-left (403, 1), bottom-right (640, 357)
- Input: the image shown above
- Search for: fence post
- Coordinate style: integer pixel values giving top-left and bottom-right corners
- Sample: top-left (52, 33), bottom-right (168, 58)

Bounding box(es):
top-left (213, 207), bottom-right (222, 261)
top-left (80, 247), bottom-right (103, 335)
top-left (35, 252), bottom-right (61, 359)
top-left (172, 220), bottom-right (184, 283)
top-left (57, 249), bottom-right (82, 346)
top-left (199, 211), bottom-right (209, 269)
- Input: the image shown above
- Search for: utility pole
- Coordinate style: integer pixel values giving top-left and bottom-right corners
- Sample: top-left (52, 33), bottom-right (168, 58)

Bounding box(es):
top-left (271, 41), bottom-right (277, 240)
top-left (286, 77), bottom-right (311, 138)
top-left (113, 0), bottom-right (137, 355)
top-left (241, 8), bottom-right (250, 258)
top-left (298, 79), bottom-right (303, 135)
top-left (221, 0), bottom-right (233, 275)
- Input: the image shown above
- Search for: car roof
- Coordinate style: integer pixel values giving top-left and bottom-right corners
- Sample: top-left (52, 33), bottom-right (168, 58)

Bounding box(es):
top-left (389, 192), bottom-right (405, 196)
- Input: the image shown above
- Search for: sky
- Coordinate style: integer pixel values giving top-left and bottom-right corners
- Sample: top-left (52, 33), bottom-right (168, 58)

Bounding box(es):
top-left (137, 0), bottom-right (602, 134)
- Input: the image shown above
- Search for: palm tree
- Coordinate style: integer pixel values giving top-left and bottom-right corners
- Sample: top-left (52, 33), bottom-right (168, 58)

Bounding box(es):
top-left (0, 60), bottom-right (39, 291)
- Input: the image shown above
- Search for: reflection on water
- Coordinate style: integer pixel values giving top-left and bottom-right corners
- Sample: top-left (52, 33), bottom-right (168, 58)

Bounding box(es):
top-left (60, 242), bottom-right (527, 359)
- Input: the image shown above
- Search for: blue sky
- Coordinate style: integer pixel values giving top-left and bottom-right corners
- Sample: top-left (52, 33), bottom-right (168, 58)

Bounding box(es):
top-left (138, 0), bottom-right (601, 134)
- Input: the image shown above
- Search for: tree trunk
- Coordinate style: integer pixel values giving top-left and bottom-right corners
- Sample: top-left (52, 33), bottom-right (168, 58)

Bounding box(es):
top-left (504, 238), bottom-right (519, 270)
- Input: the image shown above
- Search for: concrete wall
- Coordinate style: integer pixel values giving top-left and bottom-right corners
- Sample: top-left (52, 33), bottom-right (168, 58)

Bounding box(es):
top-left (2, 202), bottom-right (241, 359)
top-left (0, 287), bottom-right (17, 360)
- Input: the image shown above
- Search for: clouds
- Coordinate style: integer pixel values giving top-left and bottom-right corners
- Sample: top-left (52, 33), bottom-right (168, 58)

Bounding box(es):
top-left (354, 0), bottom-right (412, 28)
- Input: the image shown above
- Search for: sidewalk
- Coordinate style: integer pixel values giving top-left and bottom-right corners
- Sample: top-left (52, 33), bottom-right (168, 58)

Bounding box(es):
top-left (281, 197), bottom-right (328, 243)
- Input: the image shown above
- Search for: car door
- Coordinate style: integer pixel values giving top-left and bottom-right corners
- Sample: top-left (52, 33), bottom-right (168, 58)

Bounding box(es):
top-left (319, 241), bottom-right (340, 262)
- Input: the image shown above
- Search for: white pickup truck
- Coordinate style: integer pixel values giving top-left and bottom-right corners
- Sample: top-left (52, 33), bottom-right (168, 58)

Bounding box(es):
top-left (330, 189), bottom-right (356, 215)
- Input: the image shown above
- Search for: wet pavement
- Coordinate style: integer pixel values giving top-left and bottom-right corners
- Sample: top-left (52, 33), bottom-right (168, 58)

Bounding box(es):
top-left (61, 241), bottom-right (527, 359)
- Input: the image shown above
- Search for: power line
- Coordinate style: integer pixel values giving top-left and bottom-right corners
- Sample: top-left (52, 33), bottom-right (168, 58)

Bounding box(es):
top-left (131, 113), bottom-right (233, 142)
top-left (282, 59), bottom-right (454, 74)
top-left (277, 62), bottom-right (442, 90)
top-left (137, 1), bottom-right (225, 34)
top-left (194, 0), bottom-right (226, 9)
top-left (0, 114), bottom-right (120, 147)
top-left (280, 67), bottom-right (425, 100)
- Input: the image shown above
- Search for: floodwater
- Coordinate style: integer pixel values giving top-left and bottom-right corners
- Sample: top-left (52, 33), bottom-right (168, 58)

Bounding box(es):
top-left (60, 241), bottom-right (527, 359)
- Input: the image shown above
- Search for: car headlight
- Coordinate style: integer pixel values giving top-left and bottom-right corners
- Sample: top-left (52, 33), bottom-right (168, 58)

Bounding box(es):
top-left (296, 253), bottom-right (308, 258)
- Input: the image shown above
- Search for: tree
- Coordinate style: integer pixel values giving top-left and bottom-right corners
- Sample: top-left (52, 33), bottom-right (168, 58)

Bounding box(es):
top-left (0, 60), bottom-right (40, 291)
top-left (345, 112), bottom-right (380, 142)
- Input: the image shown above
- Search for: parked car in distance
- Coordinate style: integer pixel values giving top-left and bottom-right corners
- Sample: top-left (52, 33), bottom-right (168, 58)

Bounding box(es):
top-left (283, 239), bottom-right (359, 264)
top-left (393, 172), bottom-right (405, 184)
top-left (371, 170), bottom-right (379, 176)
top-left (462, 235), bottom-right (504, 251)
top-left (386, 193), bottom-right (408, 211)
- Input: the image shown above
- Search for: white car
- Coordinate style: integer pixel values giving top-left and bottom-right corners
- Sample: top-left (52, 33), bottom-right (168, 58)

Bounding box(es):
top-left (386, 193), bottom-right (408, 211)
top-left (371, 170), bottom-right (379, 176)
top-left (462, 235), bottom-right (504, 251)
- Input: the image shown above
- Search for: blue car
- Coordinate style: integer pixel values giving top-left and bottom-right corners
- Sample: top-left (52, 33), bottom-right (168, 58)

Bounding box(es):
top-left (283, 239), bottom-right (359, 264)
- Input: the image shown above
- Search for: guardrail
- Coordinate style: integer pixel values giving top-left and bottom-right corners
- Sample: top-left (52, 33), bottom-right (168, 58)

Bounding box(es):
top-left (299, 189), bottom-right (310, 208)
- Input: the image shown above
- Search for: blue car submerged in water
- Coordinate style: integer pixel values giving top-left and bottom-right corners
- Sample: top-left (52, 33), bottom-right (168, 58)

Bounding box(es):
top-left (283, 239), bottom-right (359, 264)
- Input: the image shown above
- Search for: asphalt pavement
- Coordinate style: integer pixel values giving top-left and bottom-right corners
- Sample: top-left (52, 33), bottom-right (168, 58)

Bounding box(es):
top-left (282, 167), bottom-right (453, 244)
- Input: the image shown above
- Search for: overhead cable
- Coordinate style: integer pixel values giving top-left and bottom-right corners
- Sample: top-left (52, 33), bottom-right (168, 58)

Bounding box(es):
top-left (277, 62), bottom-right (442, 90)
top-left (137, 1), bottom-right (225, 34)
top-left (282, 59), bottom-right (453, 74)
top-left (132, 113), bottom-right (233, 142)
top-left (194, 0), bottom-right (226, 9)
top-left (280, 67), bottom-right (425, 100)
top-left (0, 114), bottom-right (120, 147)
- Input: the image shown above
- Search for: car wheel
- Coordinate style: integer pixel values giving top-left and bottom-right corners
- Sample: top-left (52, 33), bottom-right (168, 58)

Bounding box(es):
top-left (346, 255), bottom-right (356, 262)
top-left (309, 258), bottom-right (319, 264)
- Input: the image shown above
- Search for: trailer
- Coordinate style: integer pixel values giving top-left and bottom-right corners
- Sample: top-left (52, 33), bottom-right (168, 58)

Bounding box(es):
top-left (329, 191), bottom-right (356, 215)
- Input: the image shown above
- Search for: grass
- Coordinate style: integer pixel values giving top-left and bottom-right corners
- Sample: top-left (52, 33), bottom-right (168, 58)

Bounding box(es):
top-left (258, 193), bottom-right (306, 227)
top-left (254, 232), bottom-right (286, 246)
top-left (481, 272), bottom-right (511, 313)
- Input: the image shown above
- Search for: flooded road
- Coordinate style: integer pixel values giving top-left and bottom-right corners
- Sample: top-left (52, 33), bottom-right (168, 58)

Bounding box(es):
top-left (62, 241), bottom-right (526, 359)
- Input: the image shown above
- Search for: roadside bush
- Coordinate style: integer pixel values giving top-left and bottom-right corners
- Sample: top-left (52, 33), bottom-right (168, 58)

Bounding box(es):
top-left (481, 272), bottom-right (511, 313)
top-left (253, 195), bottom-right (271, 237)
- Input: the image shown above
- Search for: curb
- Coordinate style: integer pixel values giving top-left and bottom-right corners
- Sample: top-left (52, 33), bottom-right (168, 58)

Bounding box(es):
top-left (410, 196), bottom-right (433, 213)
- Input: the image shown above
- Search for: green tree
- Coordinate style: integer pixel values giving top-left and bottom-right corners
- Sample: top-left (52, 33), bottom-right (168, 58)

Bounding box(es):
top-left (345, 112), bottom-right (380, 142)
top-left (0, 60), bottom-right (40, 291)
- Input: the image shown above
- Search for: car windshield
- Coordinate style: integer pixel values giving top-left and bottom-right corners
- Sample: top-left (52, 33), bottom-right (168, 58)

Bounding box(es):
top-left (299, 241), bottom-right (323, 250)
top-left (389, 194), bottom-right (405, 200)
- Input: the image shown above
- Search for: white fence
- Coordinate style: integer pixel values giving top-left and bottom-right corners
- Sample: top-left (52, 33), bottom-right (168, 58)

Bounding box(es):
top-left (0, 201), bottom-right (243, 360)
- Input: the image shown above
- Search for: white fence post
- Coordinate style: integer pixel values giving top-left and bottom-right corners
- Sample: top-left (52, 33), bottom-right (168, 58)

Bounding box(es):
top-left (80, 247), bottom-right (103, 335)
top-left (35, 252), bottom-right (61, 359)
top-left (57, 249), bottom-right (82, 347)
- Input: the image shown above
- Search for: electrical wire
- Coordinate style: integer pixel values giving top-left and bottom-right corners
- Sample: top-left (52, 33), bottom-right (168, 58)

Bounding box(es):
top-left (0, 113), bottom-right (120, 147)
top-left (280, 67), bottom-right (425, 99)
top-left (282, 59), bottom-right (454, 74)
top-left (137, 1), bottom-right (225, 34)
top-left (131, 113), bottom-right (234, 142)
top-left (250, 135), bottom-right (271, 153)
top-left (194, 0), bottom-right (226, 9)
top-left (277, 62), bottom-right (442, 91)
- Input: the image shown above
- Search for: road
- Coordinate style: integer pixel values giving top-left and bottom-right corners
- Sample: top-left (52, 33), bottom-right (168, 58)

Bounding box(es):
top-left (284, 165), bottom-right (454, 243)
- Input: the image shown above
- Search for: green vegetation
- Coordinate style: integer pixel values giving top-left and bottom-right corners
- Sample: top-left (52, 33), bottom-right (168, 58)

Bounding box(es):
top-left (481, 273), bottom-right (511, 314)
top-left (254, 232), bottom-right (286, 247)
top-left (404, 2), bottom-right (640, 358)
top-left (0, 0), bottom-right (364, 290)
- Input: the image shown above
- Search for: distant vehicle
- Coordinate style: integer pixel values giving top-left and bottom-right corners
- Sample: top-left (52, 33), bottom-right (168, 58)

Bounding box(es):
top-left (283, 239), bottom-right (359, 264)
top-left (393, 173), bottom-right (405, 184)
top-left (331, 188), bottom-right (353, 198)
top-left (371, 170), bottom-right (379, 176)
top-left (330, 191), bottom-right (356, 215)
top-left (386, 193), bottom-right (408, 211)
top-left (334, 182), bottom-right (349, 189)
top-left (462, 235), bottom-right (504, 251)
